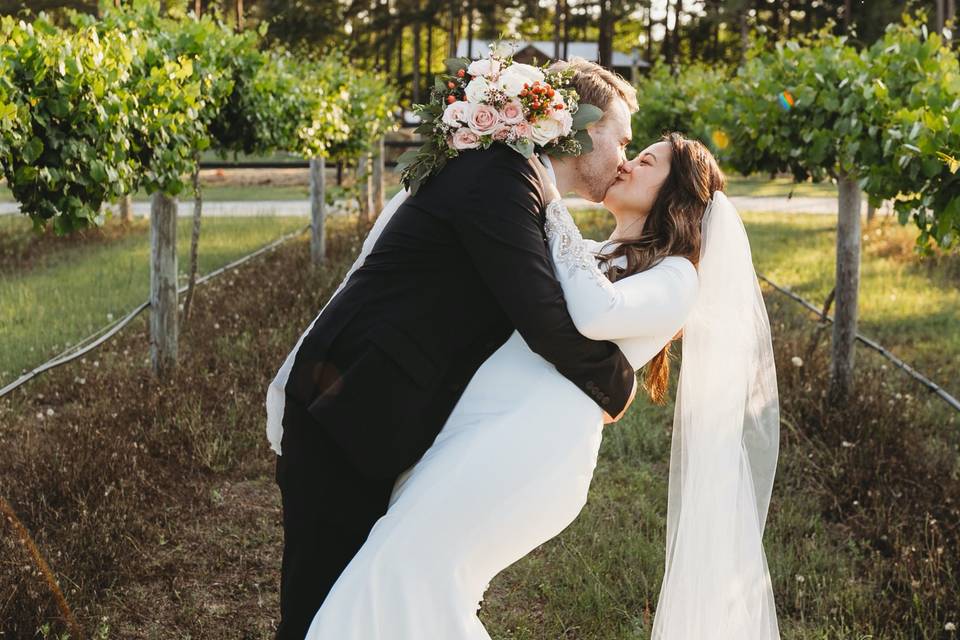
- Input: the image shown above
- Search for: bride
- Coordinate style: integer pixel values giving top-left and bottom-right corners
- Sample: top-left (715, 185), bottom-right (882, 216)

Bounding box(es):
top-left (304, 132), bottom-right (781, 639)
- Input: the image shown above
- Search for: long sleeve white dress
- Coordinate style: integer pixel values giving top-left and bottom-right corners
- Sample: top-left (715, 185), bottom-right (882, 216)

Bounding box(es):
top-left (304, 198), bottom-right (699, 639)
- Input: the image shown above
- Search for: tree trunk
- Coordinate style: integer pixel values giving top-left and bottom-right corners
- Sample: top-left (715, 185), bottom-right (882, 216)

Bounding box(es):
top-left (426, 12), bottom-right (434, 89)
top-left (598, 0), bottom-right (611, 67)
top-left (150, 191), bottom-right (178, 379)
top-left (674, 0), bottom-right (684, 69)
top-left (829, 174), bottom-right (862, 403)
top-left (396, 25), bottom-right (404, 89)
top-left (413, 6), bottom-right (422, 103)
top-left (562, 0), bottom-right (569, 58)
top-left (236, 0), bottom-right (243, 31)
top-left (554, 0), bottom-right (561, 59)
top-left (448, 0), bottom-right (459, 57)
top-left (740, 8), bottom-right (750, 62)
top-left (310, 157), bottom-right (327, 265)
top-left (936, 0), bottom-right (945, 33)
top-left (357, 152), bottom-right (372, 226)
top-left (120, 194), bottom-right (133, 223)
top-left (372, 137), bottom-right (385, 216)
top-left (646, 3), bottom-right (653, 63)
top-left (182, 155), bottom-right (203, 325)
top-left (466, 0), bottom-right (473, 58)
top-left (664, 0), bottom-right (674, 65)
top-left (866, 200), bottom-right (875, 223)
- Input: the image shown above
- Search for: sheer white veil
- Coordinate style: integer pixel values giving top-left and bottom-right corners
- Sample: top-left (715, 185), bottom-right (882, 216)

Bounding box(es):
top-left (651, 191), bottom-right (781, 638)
top-left (265, 186), bottom-right (412, 455)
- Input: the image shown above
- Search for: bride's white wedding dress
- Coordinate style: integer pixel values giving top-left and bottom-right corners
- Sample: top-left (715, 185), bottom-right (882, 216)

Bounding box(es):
top-left (303, 197), bottom-right (699, 639)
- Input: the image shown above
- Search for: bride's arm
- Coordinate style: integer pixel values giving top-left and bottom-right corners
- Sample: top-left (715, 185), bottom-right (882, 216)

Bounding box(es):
top-left (545, 198), bottom-right (699, 341)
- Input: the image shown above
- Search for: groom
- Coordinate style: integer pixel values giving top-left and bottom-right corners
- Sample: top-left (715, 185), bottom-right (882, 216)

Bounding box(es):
top-left (273, 57), bottom-right (640, 640)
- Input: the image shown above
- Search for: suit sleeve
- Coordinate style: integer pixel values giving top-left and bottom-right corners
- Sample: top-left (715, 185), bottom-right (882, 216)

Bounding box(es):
top-left (447, 154), bottom-right (635, 416)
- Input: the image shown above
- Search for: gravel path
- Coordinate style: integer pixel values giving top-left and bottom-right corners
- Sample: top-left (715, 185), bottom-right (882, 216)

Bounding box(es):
top-left (0, 195), bottom-right (894, 217)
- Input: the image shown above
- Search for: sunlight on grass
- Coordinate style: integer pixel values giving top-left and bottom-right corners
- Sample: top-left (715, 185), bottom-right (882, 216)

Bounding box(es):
top-left (0, 215), bottom-right (307, 383)
top-left (572, 208), bottom-right (960, 397)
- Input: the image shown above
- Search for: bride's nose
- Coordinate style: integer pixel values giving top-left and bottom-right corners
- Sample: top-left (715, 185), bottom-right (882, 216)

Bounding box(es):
top-left (618, 157), bottom-right (639, 175)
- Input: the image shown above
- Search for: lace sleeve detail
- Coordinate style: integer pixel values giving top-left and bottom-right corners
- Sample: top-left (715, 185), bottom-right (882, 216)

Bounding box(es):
top-left (543, 198), bottom-right (699, 343)
top-left (543, 198), bottom-right (617, 307)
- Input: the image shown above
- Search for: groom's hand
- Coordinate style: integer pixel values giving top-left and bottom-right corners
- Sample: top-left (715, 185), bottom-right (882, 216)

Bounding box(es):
top-left (603, 376), bottom-right (637, 424)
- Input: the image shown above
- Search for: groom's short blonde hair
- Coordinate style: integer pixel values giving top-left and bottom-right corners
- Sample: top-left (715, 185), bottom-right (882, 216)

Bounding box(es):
top-left (547, 56), bottom-right (638, 119)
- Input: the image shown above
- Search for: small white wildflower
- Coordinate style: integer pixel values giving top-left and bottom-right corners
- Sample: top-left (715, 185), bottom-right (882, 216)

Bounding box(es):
top-left (795, 574), bottom-right (805, 583)
top-left (945, 622), bottom-right (956, 632)
top-left (214, 322), bottom-right (220, 330)
top-left (106, 312), bottom-right (114, 321)
top-left (791, 356), bottom-right (803, 367)
top-left (853, 500), bottom-right (860, 506)
top-left (93, 360), bottom-right (99, 367)
top-left (841, 440), bottom-right (854, 448)
top-left (36, 412), bottom-right (44, 420)
top-left (46, 408), bottom-right (54, 416)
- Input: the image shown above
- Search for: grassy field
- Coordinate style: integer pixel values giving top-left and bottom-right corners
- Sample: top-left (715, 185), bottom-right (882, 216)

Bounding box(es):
top-left (0, 215), bottom-right (307, 383)
top-left (1, 204), bottom-right (957, 638)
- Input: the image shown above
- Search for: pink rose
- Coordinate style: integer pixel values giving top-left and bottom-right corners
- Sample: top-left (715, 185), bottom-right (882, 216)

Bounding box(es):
top-left (493, 127), bottom-right (511, 141)
top-left (500, 99), bottom-right (525, 125)
top-left (451, 128), bottom-right (480, 150)
top-left (512, 120), bottom-right (532, 140)
top-left (468, 103), bottom-right (501, 136)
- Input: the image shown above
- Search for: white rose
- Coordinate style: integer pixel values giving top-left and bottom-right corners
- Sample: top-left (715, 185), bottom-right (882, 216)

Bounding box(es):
top-left (530, 117), bottom-right (564, 146)
top-left (509, 63), bottom-right (545, 84)
top-left (441, 100), bottom-right (471, 128)
top-left (497, 63), bottom-right (545, 97)
top-left (548, 107), bottom-right (573, 136)
top-left (464, 76), bottom-right (492, 103)
top-left (467, 58), bottom-right (500, 79)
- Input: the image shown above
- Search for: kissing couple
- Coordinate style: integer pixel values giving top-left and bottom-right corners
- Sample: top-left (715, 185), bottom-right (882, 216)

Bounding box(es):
top-left (267, 54), bottom-right (782, 639)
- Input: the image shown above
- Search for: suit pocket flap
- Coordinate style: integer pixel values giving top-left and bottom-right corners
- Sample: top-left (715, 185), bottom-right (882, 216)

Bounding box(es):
top-left (367, 323), bottom-right (438, 388)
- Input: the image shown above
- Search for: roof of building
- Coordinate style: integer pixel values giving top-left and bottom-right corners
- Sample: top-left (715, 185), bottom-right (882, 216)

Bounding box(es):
top-left (455, 39), bottom-right (650, 68)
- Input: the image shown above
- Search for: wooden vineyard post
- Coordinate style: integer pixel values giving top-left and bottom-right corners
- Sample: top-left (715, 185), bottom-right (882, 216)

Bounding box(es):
top-left (310, 156), bottom-right (327, 265)
top-left (150, 191), bottom-right (178, 378)
top-left (830, 173), bottom-right (862, 402)
top-left (372, 136), bottom-right (385, 218)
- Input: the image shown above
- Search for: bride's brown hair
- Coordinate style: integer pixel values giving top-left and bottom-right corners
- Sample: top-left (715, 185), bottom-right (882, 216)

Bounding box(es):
top-left (598, 131), bottom-right (726, 404)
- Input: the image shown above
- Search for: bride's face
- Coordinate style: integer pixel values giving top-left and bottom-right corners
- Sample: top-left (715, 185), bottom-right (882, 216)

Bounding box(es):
top-left (603, 141), bottom-right (672, 217)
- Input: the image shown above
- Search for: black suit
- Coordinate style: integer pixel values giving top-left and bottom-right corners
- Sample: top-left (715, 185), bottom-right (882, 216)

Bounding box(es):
top-left (274, 145), bottom-right (634, 639)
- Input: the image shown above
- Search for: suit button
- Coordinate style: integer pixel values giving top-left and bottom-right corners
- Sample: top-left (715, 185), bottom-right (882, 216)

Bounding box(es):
top-left (586, 381), bottom-right (596, 390)
top-left (602, 397), bottom-right (610, 406)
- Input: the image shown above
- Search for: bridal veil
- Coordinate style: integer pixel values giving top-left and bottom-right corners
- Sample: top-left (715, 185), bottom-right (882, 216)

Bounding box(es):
top-left (651, 191), bottom-right (781, 638)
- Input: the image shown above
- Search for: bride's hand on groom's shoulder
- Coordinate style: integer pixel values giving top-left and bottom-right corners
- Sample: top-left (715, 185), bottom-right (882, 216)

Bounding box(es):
top-left (530, 155), bottom-right (561, 203)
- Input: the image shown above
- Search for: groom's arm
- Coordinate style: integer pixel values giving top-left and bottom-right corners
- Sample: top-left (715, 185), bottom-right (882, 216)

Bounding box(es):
top-left (448, 154), bottom-right (636, 418)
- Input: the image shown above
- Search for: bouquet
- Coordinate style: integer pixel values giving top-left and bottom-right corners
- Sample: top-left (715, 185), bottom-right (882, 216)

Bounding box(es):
top-left (397, 39), bottom-right (604, 195)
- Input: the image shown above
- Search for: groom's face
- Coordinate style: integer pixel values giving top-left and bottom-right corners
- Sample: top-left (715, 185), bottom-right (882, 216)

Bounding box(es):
top-left (575, 98), bottom-right (632, 202)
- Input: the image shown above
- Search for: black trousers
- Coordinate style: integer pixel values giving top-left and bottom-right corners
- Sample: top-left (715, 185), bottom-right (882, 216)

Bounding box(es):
top-left (274, 397), bottom-right (398, 640)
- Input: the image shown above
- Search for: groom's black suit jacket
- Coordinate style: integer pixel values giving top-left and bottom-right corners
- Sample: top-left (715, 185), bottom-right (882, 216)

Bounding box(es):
top-left (284, 144), bottom-right (635, 479)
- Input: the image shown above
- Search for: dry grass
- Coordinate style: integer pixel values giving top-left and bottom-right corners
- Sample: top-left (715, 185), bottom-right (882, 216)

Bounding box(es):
top-left (0, 213), bottom-right (957, 639)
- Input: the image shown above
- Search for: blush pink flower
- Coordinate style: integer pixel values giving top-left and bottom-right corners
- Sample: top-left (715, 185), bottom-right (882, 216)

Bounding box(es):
top-left (512, 120), bottom-right (533, 140)
top-left (500, 99), bottom-right (525, 125)
top-left (493, 127), bottom-right (512, 141)
top-left (451, 128), bottom-right (481, 150)
top-left (468, 103), bottom-right (501, 136)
